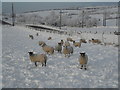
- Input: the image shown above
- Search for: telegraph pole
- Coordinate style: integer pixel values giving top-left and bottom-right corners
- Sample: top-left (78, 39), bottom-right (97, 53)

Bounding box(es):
top-left (12, 3), bottom-right (15, 26)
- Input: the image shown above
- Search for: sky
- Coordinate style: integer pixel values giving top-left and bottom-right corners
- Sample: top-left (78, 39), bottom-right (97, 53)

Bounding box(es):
top-left (1, 0), bottom-right (120, 2)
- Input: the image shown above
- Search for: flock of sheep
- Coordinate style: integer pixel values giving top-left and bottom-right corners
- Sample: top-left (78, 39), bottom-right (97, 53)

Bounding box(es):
top-left (28, 33), bottom-right (103, 70)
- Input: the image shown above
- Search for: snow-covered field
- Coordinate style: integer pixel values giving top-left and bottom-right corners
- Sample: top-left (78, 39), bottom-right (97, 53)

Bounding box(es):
top-left (2, 25), bottom-right (118, 88)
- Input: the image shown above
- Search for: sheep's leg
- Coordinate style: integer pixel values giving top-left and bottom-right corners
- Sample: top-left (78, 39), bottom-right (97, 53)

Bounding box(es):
top-left (65, 54), bottom-right (66, 57)
top-left (35, 62), bottom-right (37, 67)
top-left (60, 51), bottom-right (62, 54)
top-left (42, 63), bottom-right (44, 67)
top-left (80, 65), bottom-right (83, 69)
top-left (68, 54), bottom-right (70, 58)
top-left (84, 65), bottom-right (87, 70)
top-left (44, 60), bottom-right (47, 66)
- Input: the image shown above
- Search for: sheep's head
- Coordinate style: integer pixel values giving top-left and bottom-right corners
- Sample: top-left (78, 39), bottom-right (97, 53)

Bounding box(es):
top-left (41, 43), bottom-right (46, 47)
top-left (28, 52), bottom-right (33, 56)
top-left (80, 52), bottom-right (85, 57)
top-left (58, 43), bottom-right (61, 45)
top-left (73, 41), bottom-right (75, 43)
top-left (63, 46), bottom-right (67, 48)
top-left (61, 40), bottom-right (63, 42)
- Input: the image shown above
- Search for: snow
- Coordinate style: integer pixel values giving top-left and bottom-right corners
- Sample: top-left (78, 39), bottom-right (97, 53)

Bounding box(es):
top-left (2, 25), bottom-right (118, 88)
top-left (15, 5), bottom-right (118, 28)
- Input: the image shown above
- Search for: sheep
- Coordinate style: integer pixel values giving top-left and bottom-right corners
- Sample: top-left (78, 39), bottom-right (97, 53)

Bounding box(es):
top-left (64, 41), bottom-right (70, 46)
top-left (48, 37), bottom-right (52, 40)
top-left (67, 37), bottom-right (73, 42)
top-left (39, 41), bottom-right (46, 46)
top-left (73, 41), bottom-right (81, 48)
top-left (80, 39), bottom-right (87, 43)
top-left (89, 40), bottom-right (92, 43)
top-left (91, 38), bottom-right (101, 44)
top-left (55, 43), bottom-right (62, 53)
top-left (29, 35), bottom-right (34, 39)
top-left (60, 40), bottom-right (64, 45)
top-left (63, 46), bottom-right (73, 57)
top-left (41, 43), bottom-right (54, 54)
top-left (79, 52), bottom-right (88, 70)
top-left (36, 33), bottom-right (39, 36)
top-left (28, 52), bottom-right (47, 67)
top-left (104, 42), bottom-right (114, 46)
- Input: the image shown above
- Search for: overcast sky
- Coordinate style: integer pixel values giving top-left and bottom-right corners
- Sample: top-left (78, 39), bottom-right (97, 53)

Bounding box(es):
top-left (1, 0), bottom-right (120, 2)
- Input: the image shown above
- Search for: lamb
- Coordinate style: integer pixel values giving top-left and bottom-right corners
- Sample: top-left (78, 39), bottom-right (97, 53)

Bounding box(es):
top-left (29, 35), bottom-right (34, 39)
top-left (41, 43), bottom-right (54, 54)
top-left (79, 52), bottom-right (88, 70)
top-left (73, 41), bottom-right (81, 48)
top-left (80, 39), bottom-right (87, 43)
top-left (91, 38), bottom-right (101, 44)
top-left (60, 40), bottom-right (64, 45)
top-left (39, 41), bottom-right (46, 46)
top-left (48, 37), bottom-right (52, 40)
top-left (104, 42), bottom-right (113, 46)
top-left (28, 52), bottom-right (47, 67)
top-left (63, 46), bottom-right (73, 57)
top-left (55, 43), bottom-right (62, 53)
top-left (89, 40), bottom-right (92, 43)
top-left (67, 37), bottom-right (73, 42)
top-left (36, 33), bottom-right (39, 36)
top-left (64, 41), bottom-right (70, 46)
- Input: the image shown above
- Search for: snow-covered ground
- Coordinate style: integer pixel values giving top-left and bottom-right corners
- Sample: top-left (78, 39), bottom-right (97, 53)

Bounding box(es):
top-left (2, 25), bottom-right (118, 88)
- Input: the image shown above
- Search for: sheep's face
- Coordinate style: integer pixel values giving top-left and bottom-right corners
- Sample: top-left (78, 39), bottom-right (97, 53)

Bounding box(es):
top-left (80, 53), bottom-right (85, 57)
top-left (63, 46), bottom-right (67, 48)
top-left (73, 41), bottom-right (75, 43)
top-left (28, 52), bottom-right (33, 56)
top-left (61, 40), bottom-right (63, 41)
top-left (58, 43), bottom-right (61, 45)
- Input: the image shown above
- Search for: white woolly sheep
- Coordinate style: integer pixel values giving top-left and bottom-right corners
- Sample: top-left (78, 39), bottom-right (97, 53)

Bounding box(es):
top-left (28, 52), bottom-right (47, 67)
top-left (91, 38), bottom-right (101, 44)
top-left (73, 41), bottom-right (81, 48)
top-left (63, 46), bottom-right (73, 57)
top-left (39, 41), bottom-right (46, 46)
top-left (29, 35), bottom-right (34, 39)
top-left (80, 39), bottom-right (87, 43)
top-left (48, 37), bottom-right (52, 40)
top-left (89, 40), bottom-right (92, 43)
top-left (64, 41), bottom-right (70, 46)
top-left (41, 43), bottom-right (54, 54)
top-left (79, 52), bottom-right (88, 70)
top-left (55, 43), bottom-right (62, 53)
top-left (67, 37), bottom-right (73, 42)
top-left (36, 33), bottom-right (39, 36)
top-left (60, 40), bottom-right (64, 45)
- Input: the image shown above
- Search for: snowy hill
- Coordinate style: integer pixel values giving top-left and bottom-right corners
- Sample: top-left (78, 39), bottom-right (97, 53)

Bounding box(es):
top-left (2, 25), bottom-right (118, 88)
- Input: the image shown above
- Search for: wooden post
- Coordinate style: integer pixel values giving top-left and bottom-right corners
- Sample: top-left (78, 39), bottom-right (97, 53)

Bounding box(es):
top-left (59, 9), bottom-right (62, 29)
top-left (12, 3), bottom-right (15, 26)
top-left (82, 10), bottom-right (84, 28)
